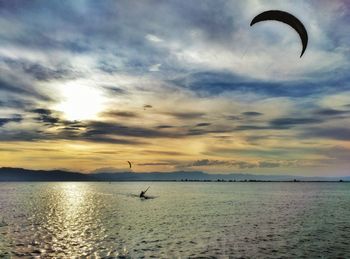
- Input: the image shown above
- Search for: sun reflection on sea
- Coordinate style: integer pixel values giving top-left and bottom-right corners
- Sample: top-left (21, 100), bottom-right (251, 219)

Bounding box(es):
top-left (41, 183), bottom-right (109, 257)
top-left (61, 182), bottom-right (86, 212)
top-left (2, 182), bottom-right (125, 257)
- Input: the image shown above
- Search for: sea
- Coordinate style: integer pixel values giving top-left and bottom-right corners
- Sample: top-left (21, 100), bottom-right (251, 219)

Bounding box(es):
top-left (0, 182), bottom-right (349, 258)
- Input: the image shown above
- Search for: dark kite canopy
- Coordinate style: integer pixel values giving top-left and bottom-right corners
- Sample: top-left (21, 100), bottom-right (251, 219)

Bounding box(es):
top-left (250, 10), bottom-right (308, 57)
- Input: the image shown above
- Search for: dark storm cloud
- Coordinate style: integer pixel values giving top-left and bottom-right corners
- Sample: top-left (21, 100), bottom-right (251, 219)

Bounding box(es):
top-left (40, 116), bottom-right (59, 125)
top-left (0, 113), bottom-right (224, 144)
top-left (101, 110), bottom-right (139, 118)
top-left (31, 108), bottom-right (52, 115)
top-left (234, 116), bottom-right (325, 132)
top-left (187, 128), bottom-right (228, 136)
top-left (302, 127), bottom-right (350, 141)
top-left (166, 112), bottom-right (205, 120)
top-left (79, 135), bottom-right (144, 145)
top-left (314, 108), bottom-right (350, 117)
top-left (269, 118), bottom-right (323, 129)
top-left (242, 111), bottom-right (263, 117)
top-left (61, 126), bottom-right (81, 131)
top-left (226, 115), bottom-right (242, 121)
top-left (0, 122), bottom-right (144, 145)
top-left (195, 122), bottom-right (211, 127)
top-left (156, 125), bottom-right (174, 129)
top-left (0, 115), bottom-right (22, 127)
top-left (172, 72), bottom-right (350, 98)
top-left (235, 125), bottom-right (270, 131)
top-left (83, 121), bottom-right (173, 138)
top-left (0, 129), bottom-right (49, 142)
top-left (82, 121), bottom-right (218, 139)
top-left (31, 108), bottom-right (60, 125)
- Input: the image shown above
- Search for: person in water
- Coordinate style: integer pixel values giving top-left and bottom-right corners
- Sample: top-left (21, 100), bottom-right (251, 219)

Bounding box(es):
top-left (139, 186), bottom-right (150, 198)
top-left (139, 190), bottom-right (146, 198)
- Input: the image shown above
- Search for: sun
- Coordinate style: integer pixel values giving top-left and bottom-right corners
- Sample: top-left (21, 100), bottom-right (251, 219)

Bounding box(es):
top-left (55, 81), bottom-right (106, 121)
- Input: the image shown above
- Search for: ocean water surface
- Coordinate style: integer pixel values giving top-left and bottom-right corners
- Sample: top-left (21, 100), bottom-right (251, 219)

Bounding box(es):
top-left (0, 182), bottom-right (349, 258)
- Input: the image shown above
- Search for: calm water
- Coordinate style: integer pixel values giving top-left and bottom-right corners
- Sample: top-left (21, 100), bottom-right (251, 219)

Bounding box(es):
top-left (0, 182), bottom-right (349, 258)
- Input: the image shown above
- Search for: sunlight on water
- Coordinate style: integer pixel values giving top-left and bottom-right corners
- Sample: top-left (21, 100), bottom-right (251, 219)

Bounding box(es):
top-left (0, 182), bottom-right (350, 257)
top-left (45, 183), bottom-right (102, 257)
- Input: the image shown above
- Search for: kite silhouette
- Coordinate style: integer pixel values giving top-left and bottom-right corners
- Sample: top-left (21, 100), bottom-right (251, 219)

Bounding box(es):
top-left (250, 10), bottom-right (308, 57)
top-left (127, 161), bottom-right (132, 169)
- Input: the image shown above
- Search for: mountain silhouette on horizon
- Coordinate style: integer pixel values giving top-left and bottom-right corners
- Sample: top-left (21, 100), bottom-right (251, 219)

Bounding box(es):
top-left (0, 167), bottom-right (348, 182)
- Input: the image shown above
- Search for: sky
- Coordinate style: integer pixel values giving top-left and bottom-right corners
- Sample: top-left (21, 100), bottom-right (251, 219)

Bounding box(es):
top-left (0, 0), bottom-right (350, 176)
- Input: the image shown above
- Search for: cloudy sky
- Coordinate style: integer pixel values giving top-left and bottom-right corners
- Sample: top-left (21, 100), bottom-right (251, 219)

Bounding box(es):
top-left (0, 0), bottom-right (349, 175)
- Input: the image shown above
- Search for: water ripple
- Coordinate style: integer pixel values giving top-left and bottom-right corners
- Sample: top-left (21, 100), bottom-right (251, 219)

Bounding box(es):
top-left (0, 182), bottom-right (349, 257)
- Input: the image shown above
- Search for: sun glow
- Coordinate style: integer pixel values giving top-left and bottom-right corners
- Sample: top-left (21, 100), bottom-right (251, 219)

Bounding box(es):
top-left (55, 82), bottom-right (106, 121)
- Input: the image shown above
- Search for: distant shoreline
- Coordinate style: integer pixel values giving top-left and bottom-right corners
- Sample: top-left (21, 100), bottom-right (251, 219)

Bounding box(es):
top-left (1, 167), bottom-right (349, 182)
top-left (0, 180), bottom-right (348, 183)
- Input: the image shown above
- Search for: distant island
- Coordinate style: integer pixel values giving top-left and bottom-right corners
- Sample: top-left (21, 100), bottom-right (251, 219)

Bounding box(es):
top-left (0, 167), bottom-right (348, 182)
